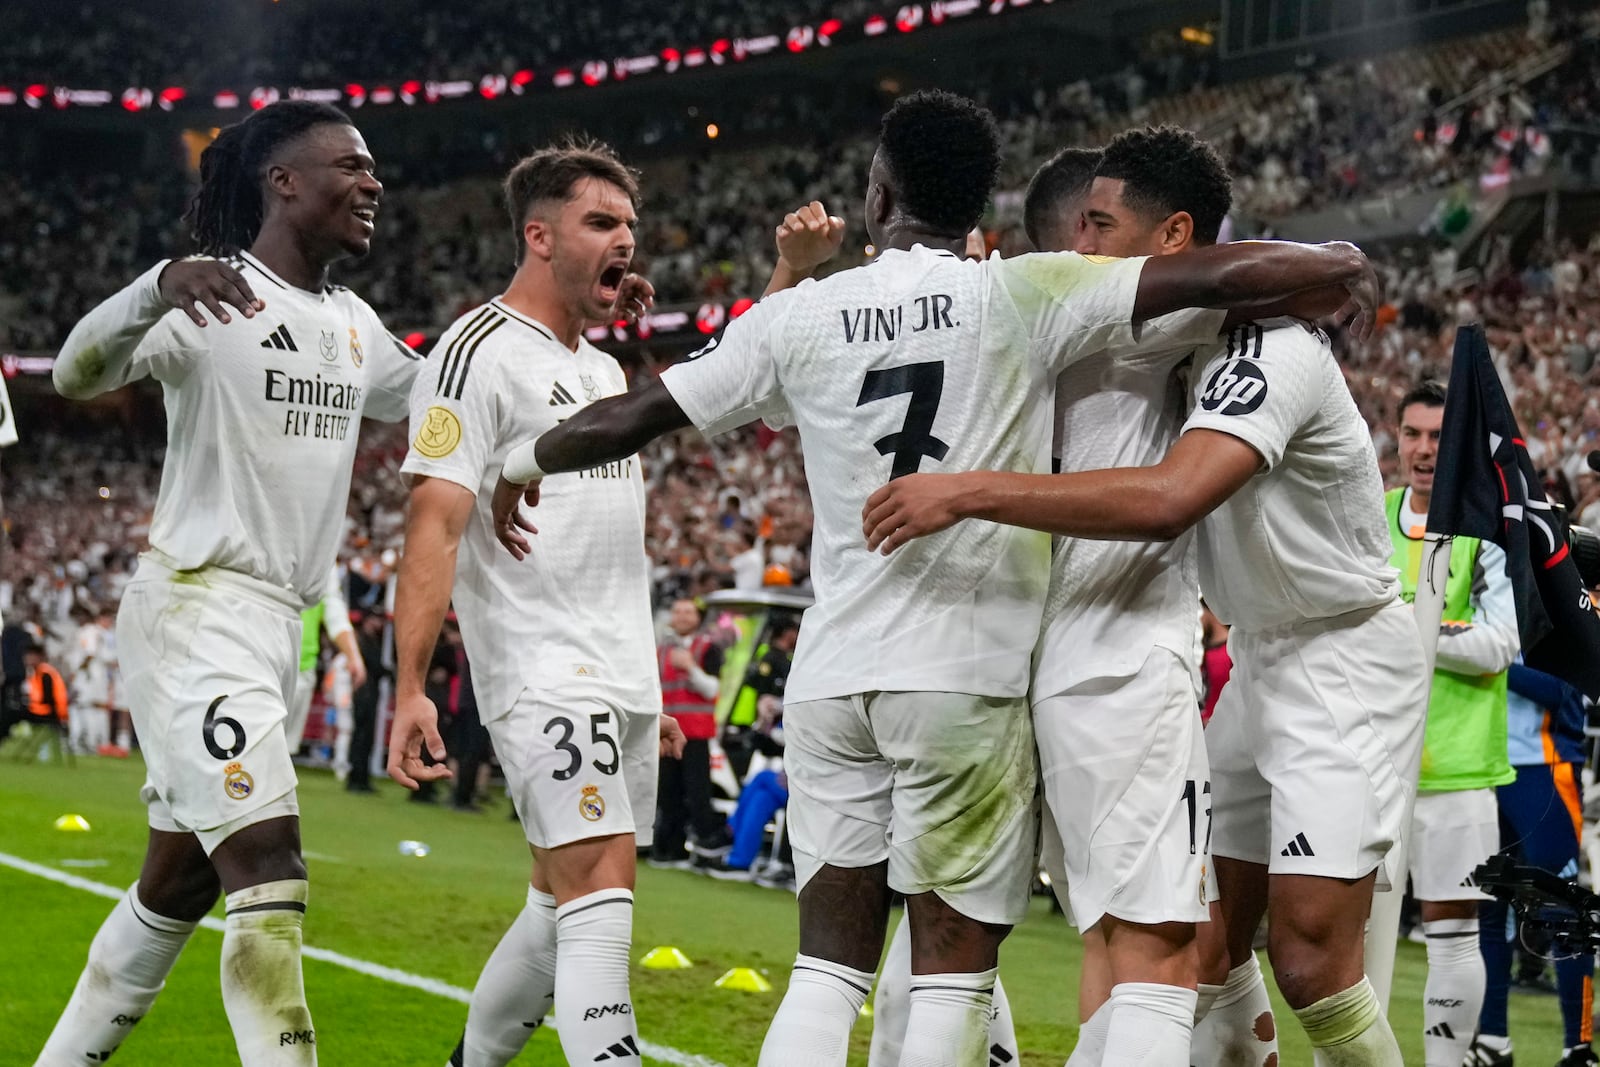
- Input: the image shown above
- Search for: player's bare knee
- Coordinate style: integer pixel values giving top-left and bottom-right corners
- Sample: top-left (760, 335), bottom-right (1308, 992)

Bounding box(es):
top-left (796, 862), bottom-right (891, 971)
top-left (906, 891), bottom-right (1010, 973)
top-left (534, 833), bottom-right (636, 903)
top-left (1102, 916), bottom-right (1197, 986)
top-left (138, 830), bottom-right (222, 921)
top-left (209, 815), bottom-right (308, 893)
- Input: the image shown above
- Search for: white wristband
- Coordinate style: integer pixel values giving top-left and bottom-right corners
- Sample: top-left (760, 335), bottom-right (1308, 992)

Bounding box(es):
top-left (501, 439), bottom-right (547, 485)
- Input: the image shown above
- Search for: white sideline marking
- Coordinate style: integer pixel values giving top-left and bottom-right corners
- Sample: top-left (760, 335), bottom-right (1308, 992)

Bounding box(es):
top-left (0, 851), bottom-right (730, 1067)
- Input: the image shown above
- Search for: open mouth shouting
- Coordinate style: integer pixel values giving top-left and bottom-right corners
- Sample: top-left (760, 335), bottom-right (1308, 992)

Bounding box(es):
top-left (597, 260), bottom-right (630, 306)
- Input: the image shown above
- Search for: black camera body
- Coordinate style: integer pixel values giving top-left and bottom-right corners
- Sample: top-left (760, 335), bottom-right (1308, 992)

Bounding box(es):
top-left (1473, 854), bottom-right (1600, 954)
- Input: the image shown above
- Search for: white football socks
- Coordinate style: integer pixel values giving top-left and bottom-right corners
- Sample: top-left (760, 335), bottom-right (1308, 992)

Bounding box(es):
top-left (1294, 977), bottom-right (1402, 1067)
top-left (1190, 955), bottom-right (1278, 1067)
top-left (554, 889), bottom-right (639, 1064)
top-left (899, 968), bottom-right (998, 1067)
top-left (458, 886), bottom-right (559, 1067)
top-left (220, 879), bottom-right (315, 1066)
top-left (36, 885), bottom-right (198, 1066)
top-left (760, 954), bottom-right (875, 1067)
top-left (1101, 982), bottom-right (1198, 1066)
top-left (867, 916), bottom-right (1019, 1067)
top-left (1420, 917), bottom-right (1484, 1067)
top-left (986, 974), bottom-right (1019, 1065)
top-left (1065, 1000), bottom-right (1112, 1067)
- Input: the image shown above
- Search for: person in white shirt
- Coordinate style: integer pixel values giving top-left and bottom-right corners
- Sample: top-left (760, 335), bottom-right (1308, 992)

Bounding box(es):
top-left (386, 141), bottom-right (683, 1067)
top-left (865, 325), bottom-right (1424, 1066)
top-left (488, 92), bottom-right (1379, 1067)
top-left (40, 101), bottom-right (419, 1067)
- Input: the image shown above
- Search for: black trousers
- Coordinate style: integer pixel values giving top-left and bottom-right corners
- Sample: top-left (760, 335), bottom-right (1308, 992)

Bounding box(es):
top-left (451, 703), bottom-right (490, 807)
top-left (653, 738), bottom-right (723, 855)
top-left (347, 695), bottom-right (378, 788)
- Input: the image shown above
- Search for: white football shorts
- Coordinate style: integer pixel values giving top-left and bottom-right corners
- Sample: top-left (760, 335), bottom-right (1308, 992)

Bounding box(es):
top-left (1207, 600), bottom-right (1426, 885)
top-left (1034, 648), bottom-right (1213, 931)
top-left (1409, 787), bottom-right (1499, 902)
top-left (490, 690), bottom-right (659, 850)
top-left (118, 559), bottom-right (304, 854)
top-left (783, 691), bottom-right (1039, 926)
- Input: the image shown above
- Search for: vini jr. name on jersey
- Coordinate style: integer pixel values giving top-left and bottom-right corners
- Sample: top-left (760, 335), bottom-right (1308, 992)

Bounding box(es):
top-left (841, 293), bottom-right (960, 343)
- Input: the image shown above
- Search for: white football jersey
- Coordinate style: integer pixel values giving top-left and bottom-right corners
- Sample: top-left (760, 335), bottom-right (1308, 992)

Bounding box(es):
top-left (1033, 344), bottom-right (1204, 698)
top-left (54, 253), bottom-right (419, 606)
top-left (400, 299), bottom-right (660, 722)
top-left (662, 245), bottom-right (1222, 704)
top-left (1183, 319), bottom-right (1399, 629)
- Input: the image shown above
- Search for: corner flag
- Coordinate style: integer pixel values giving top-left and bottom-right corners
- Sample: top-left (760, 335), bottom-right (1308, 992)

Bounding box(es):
top-left (1426, 325), bottom-right (1600, 700)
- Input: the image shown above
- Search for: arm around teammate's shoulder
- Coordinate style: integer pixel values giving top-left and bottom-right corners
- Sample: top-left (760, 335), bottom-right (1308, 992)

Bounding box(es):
top-left (1134, 241), bottom-right (1378, 341)
top-left (862, 429), bottom-right (1263, 553)
top-left (54, 257), bottom-right (263, 399)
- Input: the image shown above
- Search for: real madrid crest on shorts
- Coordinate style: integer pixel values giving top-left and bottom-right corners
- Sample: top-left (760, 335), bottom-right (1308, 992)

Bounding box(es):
top-left (348, 327), bottom-right (365, 368)
top-left (223, 762), bottom-right (255, 801)
top-left (579, 784), bottom-right (606, 822)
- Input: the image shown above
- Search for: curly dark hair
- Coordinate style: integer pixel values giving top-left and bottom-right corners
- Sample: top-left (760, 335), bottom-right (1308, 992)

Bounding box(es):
top-left (1096, 125), bottom-right (1232, 246)
top-left (878, 90), bottom-right (1001, 237)
top-left (188, 100), bottom-right (354, 256)
top-left (1023, 146), bottom-right (1102, 250)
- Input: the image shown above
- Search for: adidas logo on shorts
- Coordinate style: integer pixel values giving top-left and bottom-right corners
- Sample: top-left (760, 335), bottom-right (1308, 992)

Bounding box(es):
top-left (1279, 832), bottom-right (1315, 857)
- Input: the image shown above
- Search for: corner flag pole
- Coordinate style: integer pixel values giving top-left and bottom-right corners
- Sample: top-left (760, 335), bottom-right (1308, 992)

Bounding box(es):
top-left (1364, 530), bottom-right (1449, 1009)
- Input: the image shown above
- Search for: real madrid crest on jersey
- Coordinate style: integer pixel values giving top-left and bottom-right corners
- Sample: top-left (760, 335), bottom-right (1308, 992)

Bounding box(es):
top-left (319, 331), bottom-right (338, 363)
top-left (348, 327), bottom-right (365, 368)
top-left (223, 762), bottom-right (254, 801)
top-left (579, 784), bottom-right (606, 822)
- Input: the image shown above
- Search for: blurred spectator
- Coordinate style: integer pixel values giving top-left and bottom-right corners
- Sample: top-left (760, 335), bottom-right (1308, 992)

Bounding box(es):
top-left (652, 597), bottom-right (731, 866)
top-left (719, 614), bottom-right (797, 783)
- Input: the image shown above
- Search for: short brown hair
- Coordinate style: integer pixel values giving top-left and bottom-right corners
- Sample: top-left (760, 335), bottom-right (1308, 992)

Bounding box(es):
top-left (503, 138), bottom-right (640, 261)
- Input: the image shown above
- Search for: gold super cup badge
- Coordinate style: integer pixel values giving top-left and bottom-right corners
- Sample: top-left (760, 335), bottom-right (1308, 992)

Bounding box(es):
top-left (579, 784), bottom-right (606, 822)
top-left (348, 327), bottom-right (365, 368)
top-left (223, 762), bottom-right (254, 801)
top-left (414, 405), bottom-right (462, 459)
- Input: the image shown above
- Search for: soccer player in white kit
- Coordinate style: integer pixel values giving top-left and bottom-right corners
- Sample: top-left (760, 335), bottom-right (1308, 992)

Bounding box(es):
top-left (866, 323), bottom-right (1425, 1065)
top-left (385, 142), bottom-right (682, 1067)
top-left (39, 101), bottom-right (419, 1067)
top-left (488, 92), bottom-right (1380, 1067)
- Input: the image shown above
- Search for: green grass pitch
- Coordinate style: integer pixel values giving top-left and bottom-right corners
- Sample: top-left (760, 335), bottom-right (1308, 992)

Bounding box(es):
top-left (0, 755), bottom-right (1570, 1064)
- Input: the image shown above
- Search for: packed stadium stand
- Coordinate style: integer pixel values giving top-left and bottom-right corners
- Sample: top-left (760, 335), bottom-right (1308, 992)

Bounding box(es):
top-left (3, 0), bottom-right (1599, 670)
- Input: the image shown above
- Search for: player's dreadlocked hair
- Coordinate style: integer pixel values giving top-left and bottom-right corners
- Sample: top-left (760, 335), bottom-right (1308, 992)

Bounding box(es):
top-left (1096, 125), bottom-right (1232, 246)
top-left (188, 100), bottom-right (354, 255)
top-left (878, 90), bottom-right (1001, 237)
top-left (1023, 146), bottom-right (1102, 250)
top-left (503, 137), bottom-right (640, 263)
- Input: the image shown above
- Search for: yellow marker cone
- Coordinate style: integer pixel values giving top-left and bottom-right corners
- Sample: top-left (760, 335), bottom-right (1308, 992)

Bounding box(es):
top-left (640, 946), bottom-right (694, 970)
top-left (714, 967), bottom-right (773, 993)
top-left (859, 1002), bottom-right (874, 1018)
top-left (53, 814), bottom-right (91, 832)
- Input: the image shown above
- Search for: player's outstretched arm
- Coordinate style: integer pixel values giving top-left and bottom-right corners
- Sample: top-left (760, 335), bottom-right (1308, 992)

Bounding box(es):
top-left (492, 377), bottom-right (692, 556)
top-left (1135, 241), bottom-right (1379, 341)
top-left (862, 429), bottom-right (1263, 554)
top-left (763, 201), bottom-right (845, 297)
top-left (54, 258), bottom-right (263, 399)
top-left (388, 476), bottom-right (473, 788)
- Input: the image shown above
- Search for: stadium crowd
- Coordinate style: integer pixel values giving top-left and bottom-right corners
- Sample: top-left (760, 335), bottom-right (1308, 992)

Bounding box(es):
top-left (4, 14), bottom-right (1598, 352)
